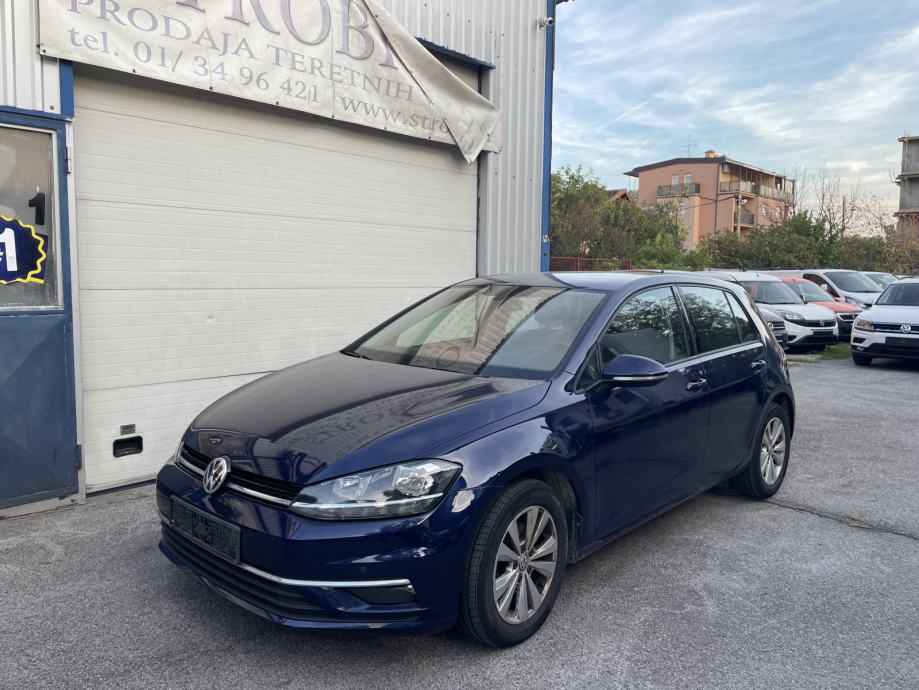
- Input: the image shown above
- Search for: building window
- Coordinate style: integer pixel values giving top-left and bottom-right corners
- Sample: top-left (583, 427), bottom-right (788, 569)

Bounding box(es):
top-left (684, 174), bottom-right (692, 185)
top-left (761, 203), bottom-right (767, 216)
top-left (679, 203), bottom-right (686, 216)
top-left (672, 175), bottom-right (680, 186)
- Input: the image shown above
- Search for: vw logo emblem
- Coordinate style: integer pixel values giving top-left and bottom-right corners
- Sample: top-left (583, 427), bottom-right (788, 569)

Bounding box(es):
top-left (901, 324), bottom-right (912, 334)
top-left (202, 456), bottom-right (231, 494)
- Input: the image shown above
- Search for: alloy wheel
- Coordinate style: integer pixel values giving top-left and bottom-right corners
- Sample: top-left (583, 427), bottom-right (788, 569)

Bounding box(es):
top-left (760, 417), bottom-right (786, 485)
top-left (493, 505), bottom-right (558, 625)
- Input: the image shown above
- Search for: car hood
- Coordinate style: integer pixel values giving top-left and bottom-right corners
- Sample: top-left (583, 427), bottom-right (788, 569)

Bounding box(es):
top-left (842, 291), bottom-right (879, 305)
top-left (186, 353), bottom-right (549, 485)
top-left (810, 300), bottom-right (861, 314)
top-left (760, 302), bottom-right (837, 320)
top-left (862, 305), bottom-right (919, 325)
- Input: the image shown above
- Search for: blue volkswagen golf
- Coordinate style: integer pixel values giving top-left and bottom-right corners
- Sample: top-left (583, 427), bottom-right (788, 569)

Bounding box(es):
top-left (156, 271), bottom-right (794, 646)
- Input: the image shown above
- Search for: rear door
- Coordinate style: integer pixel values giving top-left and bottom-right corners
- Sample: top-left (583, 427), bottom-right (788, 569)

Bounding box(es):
top-left (586, 286), bottom-right (710, 538)
top-left (679, 286), bottom-right (766, 483)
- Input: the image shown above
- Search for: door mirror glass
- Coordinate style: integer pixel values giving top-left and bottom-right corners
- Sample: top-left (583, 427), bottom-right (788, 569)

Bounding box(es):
top-left (601, 354), bottom-right (668, 387)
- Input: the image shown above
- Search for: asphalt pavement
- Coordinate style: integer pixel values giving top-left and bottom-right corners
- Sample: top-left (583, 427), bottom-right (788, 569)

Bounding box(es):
top-left (1, 357), bottom-right (918, 689)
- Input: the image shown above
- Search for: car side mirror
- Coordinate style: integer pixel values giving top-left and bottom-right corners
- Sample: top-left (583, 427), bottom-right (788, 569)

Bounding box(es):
top-left (601, 355), bottom-right (669, 387)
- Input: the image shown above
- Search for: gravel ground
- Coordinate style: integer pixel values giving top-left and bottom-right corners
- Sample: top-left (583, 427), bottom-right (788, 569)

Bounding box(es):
top-left (1, 358), bottom-right (917, 689)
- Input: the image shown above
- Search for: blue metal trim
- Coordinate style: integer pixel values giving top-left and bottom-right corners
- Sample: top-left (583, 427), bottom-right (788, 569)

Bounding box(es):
top-left (540, 0), bottom-right (559, 271)
top-left (60, 60), bottom-right (75, 118)
top-left (416, 38), bottom-right (496, 71)
top-left (0, 105), bottom-right (68, 122)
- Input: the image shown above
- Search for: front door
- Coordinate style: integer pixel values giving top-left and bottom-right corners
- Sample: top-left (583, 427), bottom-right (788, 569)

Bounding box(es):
top-left (586, 286), bottom-right (710, 539)
top-left (0, 119), bottom-right (78, 509)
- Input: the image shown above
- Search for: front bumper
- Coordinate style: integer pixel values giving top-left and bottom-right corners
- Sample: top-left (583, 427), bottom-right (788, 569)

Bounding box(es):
top-left (784, 321), bottom-right (838, 346)
top-left (155, 462), bottom-right (485, 632)
top-left (851, 330), bottom-right (919, 360)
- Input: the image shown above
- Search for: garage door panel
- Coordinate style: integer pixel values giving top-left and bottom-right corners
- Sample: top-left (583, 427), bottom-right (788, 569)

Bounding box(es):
top-left (82, 374), bottom-right (263, 491)
top-left (74, 68), bottom-right (478, 490)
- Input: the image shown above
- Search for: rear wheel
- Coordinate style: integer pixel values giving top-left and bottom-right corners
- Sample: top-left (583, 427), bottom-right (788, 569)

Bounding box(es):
top-left (460, 479), bottom-right (568, 647)
top-left (852, 353), bottom-right (872, 366)
top-left (729, 403), bottom-right (791, 499)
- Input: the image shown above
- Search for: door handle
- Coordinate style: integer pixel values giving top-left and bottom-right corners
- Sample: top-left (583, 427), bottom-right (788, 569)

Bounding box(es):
top-left (751, 359), bottom-right (766, 371)
top-left (686, 378), bottom-right (707, 392)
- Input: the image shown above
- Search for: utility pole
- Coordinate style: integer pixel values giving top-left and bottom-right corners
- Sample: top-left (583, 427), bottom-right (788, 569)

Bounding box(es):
top-left (735, 193), bottom-right (743, 234)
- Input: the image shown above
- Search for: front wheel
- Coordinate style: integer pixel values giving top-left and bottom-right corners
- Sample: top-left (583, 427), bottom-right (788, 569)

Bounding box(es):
top-left (460, 479), bottom-right (568, 647)
top-left (852, 353), bottom-right (872, 366)
top-left (729, 403), bottom-right (791, 499)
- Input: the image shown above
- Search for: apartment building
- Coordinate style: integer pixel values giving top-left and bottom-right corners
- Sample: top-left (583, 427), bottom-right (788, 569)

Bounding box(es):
top-left (896, 135), bottom-right (919, 237)
top-left (625, 150), bottom-right (795, 248)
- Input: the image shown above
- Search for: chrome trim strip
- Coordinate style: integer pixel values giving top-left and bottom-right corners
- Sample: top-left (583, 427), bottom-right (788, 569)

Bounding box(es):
top-left (177, 456), bottom-right (204, 476)
top-left (611, 374), bottom-right (668, 382)
top-left (176, 455), bottom-right (293, 507)
top-left (290, 493), bottom-right (444, 513)
top-left (225, 482), bottom-right (292, 507)
top-left (160, 519), bottom-right (411, 588)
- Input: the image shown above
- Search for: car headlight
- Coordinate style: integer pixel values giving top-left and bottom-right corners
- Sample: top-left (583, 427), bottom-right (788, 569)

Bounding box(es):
top-left (775, 310), bottom-right (804, 323)
top-left (853, 318), bottom-right (874, 332)
top-left (290, 459), bottom-right (461, 520)
top-left (846, 297), bottom-right (869, 308)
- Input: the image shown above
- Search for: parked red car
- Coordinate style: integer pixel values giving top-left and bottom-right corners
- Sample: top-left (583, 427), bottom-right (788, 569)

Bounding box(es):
top-left (778, 276), bottom-right (861, 339)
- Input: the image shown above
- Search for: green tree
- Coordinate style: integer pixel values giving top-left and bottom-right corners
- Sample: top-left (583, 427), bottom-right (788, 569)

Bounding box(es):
top-left (549, 165), bottom-right (608, 257)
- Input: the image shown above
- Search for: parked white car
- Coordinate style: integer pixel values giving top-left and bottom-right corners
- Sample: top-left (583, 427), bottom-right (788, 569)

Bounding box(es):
top-left (708, 271), bottom-right (838, 349)
top-left (772, 269), bottom-right (882, 308)
top-left (850, 278), bottom-right (919, 365)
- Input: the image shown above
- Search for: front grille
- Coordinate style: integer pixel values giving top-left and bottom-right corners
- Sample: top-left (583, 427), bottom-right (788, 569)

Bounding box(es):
top-left (799, 319), bottom-right (836, 328)
top-left (874, 323), bottom-right (919, 333)
top-left (802, 331), bottom-right (838, 344)
top-left (161, 525), bottom-right (332, 620)
top-left (180, 445), bottom-right (302, 503)
top-left (837, 313), bottom-right (857, 322)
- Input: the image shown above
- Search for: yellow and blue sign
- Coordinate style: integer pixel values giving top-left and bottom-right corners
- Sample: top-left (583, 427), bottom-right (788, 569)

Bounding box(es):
top-left (0, 216), bottom-right (47, 285)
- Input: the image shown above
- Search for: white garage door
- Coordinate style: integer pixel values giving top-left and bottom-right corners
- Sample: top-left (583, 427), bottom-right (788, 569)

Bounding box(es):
top-left (74, 65), bottom-right (478, 491)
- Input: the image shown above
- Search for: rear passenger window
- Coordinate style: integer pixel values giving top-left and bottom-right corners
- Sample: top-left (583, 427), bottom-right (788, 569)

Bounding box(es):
top-left (600, 287), bottom-right (690, 366)
top-left (681, 286), bottom-right (743, 353)
top-left (726, 292), bottom-right (758, 343)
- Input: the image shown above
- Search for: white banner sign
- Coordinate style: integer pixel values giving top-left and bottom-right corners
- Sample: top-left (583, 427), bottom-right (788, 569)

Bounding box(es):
top-left (39, 0), bottom-right (501, 162)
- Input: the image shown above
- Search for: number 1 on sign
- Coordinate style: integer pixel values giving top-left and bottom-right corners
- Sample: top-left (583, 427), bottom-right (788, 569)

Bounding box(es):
top-left (0, 227), bottom-right (18, 272)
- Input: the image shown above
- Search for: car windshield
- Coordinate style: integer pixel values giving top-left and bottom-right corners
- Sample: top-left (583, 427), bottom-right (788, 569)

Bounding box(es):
top-left (352, 285), bottom-right (605, 379)
top-left (825, 271), bottom-right (882, 293)
top-left (787, 280), bottom-right (830, 302)
top-left (866, 272), bottom-right (897, 288)
top-left (876, 283), bottom-right (919, 306)
top-left (739, 281), bottom-right (802, 305)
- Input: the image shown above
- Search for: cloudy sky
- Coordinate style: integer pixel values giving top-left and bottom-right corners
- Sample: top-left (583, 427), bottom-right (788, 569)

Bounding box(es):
top-left (553, 0), bottom-right (919, 210)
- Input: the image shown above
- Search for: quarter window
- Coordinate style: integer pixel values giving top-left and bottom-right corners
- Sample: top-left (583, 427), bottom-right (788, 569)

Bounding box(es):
top-left (681, 286), bottom-right (743, 353)
top-left (599, 287), bottom-right (690, 368)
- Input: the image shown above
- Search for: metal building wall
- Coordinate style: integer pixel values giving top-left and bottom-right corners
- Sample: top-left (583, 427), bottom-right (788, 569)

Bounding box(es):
top-left (379, 0), bottom-right (550, 276)
top-left (0, 0), bottom-right (61, 113)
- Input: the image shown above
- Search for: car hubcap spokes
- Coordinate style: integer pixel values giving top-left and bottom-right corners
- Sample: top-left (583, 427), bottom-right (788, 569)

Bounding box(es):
top-left (493, 506), bottom-right (558, 624)
top-left (760, 418), bottom-right (786, 485)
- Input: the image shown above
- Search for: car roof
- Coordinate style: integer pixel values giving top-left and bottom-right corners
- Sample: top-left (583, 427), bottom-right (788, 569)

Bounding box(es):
top-left (465, 271), bottom-right (742, 293)
top-left (777, 275), bottom-right (810, 283)
top-left (893, 277), bottom-right (919, 284)
top-left (702, 269), bottom-right (783, 282)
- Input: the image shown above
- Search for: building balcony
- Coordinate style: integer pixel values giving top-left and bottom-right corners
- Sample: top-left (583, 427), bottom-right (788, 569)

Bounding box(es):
top-left (720, 181), bottom-right (794, 204)
top-left (657, 183), bottom-right (701, 197)
top-left (735, 209), bottom-right (755, 225)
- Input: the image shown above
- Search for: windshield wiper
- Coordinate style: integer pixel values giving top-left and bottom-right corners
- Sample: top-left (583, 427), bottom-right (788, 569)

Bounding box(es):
top-left (341, 348), bottom-right (372, 360)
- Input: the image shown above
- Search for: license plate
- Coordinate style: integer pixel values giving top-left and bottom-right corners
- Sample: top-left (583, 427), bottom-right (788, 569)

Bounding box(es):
top-left (170, 498), bottom-right (240, 563)
top-left (886, 337), bottom-right (919, 348)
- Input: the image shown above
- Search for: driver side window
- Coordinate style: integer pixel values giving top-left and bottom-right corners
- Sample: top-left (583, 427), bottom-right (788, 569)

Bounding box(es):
top-left (599, 287), bottom-right (691, 369)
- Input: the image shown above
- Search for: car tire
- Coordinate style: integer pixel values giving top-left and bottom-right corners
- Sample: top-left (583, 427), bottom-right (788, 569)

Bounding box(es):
top-left (729, 403), bottom-right (791, 499)
top-left (459, 478), bottom-right (568, 647)
top-left (852, 353), bottom-right (872, 366)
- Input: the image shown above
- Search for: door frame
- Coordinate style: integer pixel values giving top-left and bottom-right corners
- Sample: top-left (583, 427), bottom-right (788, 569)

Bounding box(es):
top-left (0, 108), bottom-right (81, 512)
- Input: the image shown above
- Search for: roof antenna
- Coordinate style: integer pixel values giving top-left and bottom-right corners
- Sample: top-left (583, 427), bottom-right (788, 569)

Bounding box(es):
top-left (681, 135), bottom-right (697, 157)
